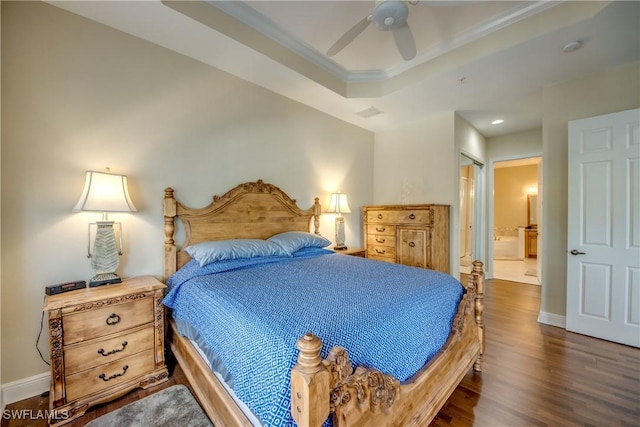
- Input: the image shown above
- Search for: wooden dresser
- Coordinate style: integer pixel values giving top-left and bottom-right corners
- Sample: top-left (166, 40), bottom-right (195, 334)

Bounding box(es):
top-left (363, 204), bottom-right (450, 273)
top-left (43, 276), bottom-right (168, 425)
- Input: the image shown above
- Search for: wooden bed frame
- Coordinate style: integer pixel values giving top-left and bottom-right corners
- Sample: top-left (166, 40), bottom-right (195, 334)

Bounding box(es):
top-left (163, 180), bottom-right (485, 427)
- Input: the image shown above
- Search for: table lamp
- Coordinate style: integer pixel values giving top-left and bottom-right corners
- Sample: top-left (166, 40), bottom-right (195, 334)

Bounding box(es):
top-left (326, 192), bottom-right (351, 250)
top-left (73, 170), bottom-right (137, 286)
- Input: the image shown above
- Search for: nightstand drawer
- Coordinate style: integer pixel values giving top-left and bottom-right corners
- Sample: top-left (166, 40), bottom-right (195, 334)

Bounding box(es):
top-left (63, 298), bottom-right (154, 345)
top-left (65, 348), bottom-right (155, 402)
top-left (64, 326), bottom-right (155, 375)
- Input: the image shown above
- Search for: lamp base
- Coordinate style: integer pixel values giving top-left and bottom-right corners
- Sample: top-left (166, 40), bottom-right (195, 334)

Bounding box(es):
top-left (89, 273), bottom-right (122, 288)
top-left (333, 245), bottom-right (348, 250)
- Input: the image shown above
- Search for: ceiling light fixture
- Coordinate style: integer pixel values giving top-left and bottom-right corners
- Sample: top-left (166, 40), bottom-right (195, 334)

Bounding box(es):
top-left (562, 40), bottom-right (582, 53)
top-left (492, 119), bottom-right (504, 125)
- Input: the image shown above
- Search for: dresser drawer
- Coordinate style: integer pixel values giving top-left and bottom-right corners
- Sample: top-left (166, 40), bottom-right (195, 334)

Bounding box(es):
top-left (65, 348), bottom-right (155, 402)
top-left (64, 326), bottom-right (155, 375)
top-left (367, 245), bottom-right (396, 260)
top-left (368, 223), bottom-right (395, 235)
top-left (366, 209), bottom-right (432, 225)
top-left (367, 253), bottom-right (396, 263)
top-left (367, 234), bottom-right (395, 247)
top-left (63, 298), bottom-right (154, 345)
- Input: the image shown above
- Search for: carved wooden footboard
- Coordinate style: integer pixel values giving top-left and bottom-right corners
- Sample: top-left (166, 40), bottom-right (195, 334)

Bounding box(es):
top-left (291, 261), bottom-right (485, 427)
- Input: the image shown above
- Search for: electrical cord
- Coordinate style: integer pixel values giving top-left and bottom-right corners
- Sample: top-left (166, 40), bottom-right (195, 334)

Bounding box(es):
top-left (37, 299), bottom-right (50, 366)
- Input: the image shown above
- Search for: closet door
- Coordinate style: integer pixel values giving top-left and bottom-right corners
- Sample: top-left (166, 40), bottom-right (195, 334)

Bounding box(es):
top-left (397, 228), bottom-right (429, 269)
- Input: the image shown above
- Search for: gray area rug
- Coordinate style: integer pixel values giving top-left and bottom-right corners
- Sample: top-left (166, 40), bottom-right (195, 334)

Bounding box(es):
top-left (85, 385), bottom-right (213, 427)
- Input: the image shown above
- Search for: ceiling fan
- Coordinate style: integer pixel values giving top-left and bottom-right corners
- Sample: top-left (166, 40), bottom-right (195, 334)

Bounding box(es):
top-left (327, 0), bottom-right (419, 61)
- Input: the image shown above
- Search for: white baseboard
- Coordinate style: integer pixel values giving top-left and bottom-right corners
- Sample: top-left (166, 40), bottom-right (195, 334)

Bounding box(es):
top-left (2, 372), bottom-right (49, 406)
top-left (537, 311), bottom-right (566, 328)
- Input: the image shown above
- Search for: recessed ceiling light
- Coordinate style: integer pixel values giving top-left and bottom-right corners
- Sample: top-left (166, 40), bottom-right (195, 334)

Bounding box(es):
top-left (492, 119), bottom-right (504, 125)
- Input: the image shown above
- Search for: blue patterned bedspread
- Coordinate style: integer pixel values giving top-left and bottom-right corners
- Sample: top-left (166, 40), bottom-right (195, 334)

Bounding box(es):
top-left (164, 250), bottom-right (464, 427)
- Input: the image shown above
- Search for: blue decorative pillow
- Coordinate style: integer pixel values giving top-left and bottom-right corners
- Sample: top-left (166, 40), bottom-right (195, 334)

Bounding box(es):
top-left (184, 239), bottom-right (289, 267)
top-left (268, 231), bottom-right (331, 255)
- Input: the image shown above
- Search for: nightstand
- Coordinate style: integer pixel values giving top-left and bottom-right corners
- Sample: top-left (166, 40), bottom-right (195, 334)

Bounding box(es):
top-left (43, 276), bottom-right (169, 425)
top-left (333, 247), bottom-right (366, 257)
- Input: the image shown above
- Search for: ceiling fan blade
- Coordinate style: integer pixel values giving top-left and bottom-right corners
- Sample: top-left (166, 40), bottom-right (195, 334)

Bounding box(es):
top-left (392, 22), bottom-right (416, 60)
top-left (327, 15), bottom-right (371, 57)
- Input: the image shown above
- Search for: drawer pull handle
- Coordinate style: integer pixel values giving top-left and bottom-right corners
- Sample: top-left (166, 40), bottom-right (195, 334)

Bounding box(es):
top-left (106, 313), bottom-right (121, 326)
top-left (377, 214), bottom-right (383, 219)
top-left (98, 365), bottom-right (128, 382)
top-left (376, 238), bottom-right (386, 243)
top-left (98, 341), bottom-right (128, 357)
top-left (409, 214), bottom-right (416, 220)
top-left (409, 241), bottom-right (416, 248)
top-left (375, 227), bottom-right (386, 232)
top-left (376, 249), bottom-right (386, 254)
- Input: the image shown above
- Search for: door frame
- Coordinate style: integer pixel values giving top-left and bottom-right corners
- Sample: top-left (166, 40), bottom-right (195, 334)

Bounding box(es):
top-left (457, 151), bottom-right (486, 280)
top-left (487, 153), bottom-right (543, 280)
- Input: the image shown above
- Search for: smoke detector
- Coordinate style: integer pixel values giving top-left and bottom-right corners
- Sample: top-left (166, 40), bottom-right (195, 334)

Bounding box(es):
top-left (562, 40), bottom-right (582, 53)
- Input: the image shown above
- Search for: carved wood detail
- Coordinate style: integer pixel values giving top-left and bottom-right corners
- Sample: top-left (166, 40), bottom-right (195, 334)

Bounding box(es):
top-left (70, 292), bottom-right (149, 312)
top-left (471, 260), bottom-right (485, 372)
top-left (163, 180), bottom-right (323, 275)
top-left (139, 371), bottom-right (170, 388)
top-left (324, 346), bottom-right (400, 415)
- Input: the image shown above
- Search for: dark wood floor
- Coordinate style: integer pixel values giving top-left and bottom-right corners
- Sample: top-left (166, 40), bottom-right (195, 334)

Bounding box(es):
top-left (3, 278), bottom-right (639, 426)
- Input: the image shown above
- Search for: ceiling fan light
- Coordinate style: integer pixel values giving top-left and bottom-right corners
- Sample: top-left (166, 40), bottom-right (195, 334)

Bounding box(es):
top-left (373, 0), bottom-right (409, 30)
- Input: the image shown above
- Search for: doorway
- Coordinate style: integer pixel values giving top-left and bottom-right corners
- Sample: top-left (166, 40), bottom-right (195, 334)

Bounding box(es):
top-left (491, 157), bottom-right (541, 284)
top-left (459, 153), bottom-right (483, 275)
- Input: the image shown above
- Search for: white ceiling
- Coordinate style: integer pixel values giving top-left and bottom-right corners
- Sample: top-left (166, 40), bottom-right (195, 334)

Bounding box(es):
top-left (48, 0), bottom-right (640, 138)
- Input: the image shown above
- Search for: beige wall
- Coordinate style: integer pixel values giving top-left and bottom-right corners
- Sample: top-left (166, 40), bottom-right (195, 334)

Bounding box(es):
top-left (373, 111), bottom-right (456, 205)
top-left (374, 113), bottom-right (486, 277)
top-left (1, 2), bottom-right (373, 384)
top-left (487, 128), bottom-right (542, 160)
top-left (541, 60), bottom-right (640, 317)
top-left (494, 165), bottom-right (538, 234)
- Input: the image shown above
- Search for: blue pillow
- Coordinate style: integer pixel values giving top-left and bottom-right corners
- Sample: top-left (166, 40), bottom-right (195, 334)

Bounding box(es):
top-left (268, 231), bottom-right (331, 255)
top-left (184, 239), bottom-right (289, 267)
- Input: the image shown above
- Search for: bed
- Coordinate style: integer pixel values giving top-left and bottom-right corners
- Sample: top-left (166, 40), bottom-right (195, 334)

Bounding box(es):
top-left (162, 180), bottom-right (485, 427)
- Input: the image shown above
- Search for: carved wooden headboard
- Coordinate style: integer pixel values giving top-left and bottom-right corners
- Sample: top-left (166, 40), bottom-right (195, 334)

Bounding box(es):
top-left (163, 180), bottom-right (321, 281)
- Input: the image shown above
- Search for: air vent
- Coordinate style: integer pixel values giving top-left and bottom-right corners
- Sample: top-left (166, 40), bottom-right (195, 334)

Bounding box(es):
top-left (356, 106), bottom-right (384, 118)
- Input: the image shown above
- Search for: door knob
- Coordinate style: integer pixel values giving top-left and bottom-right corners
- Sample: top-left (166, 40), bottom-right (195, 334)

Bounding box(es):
top-left (570, 249), bottom-right (586, 255)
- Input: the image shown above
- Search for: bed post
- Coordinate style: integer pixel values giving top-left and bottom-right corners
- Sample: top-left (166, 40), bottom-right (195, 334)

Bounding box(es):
top-left (291, 333), bottom-right (330, 427)
top-left (312, 197), bottom-right (321, 235)
top-left (470, 260), bottom-right (485, 372)
top-left (163, 187), bottom-right (177, 282)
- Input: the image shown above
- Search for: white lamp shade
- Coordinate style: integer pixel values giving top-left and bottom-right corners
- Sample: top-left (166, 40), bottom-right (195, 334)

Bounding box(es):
top-left (73, 171), bottom-right (137, 213)
top-left (326, 193), bottom-right (351, 214)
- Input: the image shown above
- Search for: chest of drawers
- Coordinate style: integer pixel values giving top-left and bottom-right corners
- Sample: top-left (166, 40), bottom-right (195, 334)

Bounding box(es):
top-left (363, 204), bottom-right (450, 273)
top-left (43, 276), bottom-right (168, 425)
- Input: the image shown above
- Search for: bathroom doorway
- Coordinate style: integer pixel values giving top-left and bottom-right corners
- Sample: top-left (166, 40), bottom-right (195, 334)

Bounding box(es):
top-left (491, 157), bottom-right (541, 284)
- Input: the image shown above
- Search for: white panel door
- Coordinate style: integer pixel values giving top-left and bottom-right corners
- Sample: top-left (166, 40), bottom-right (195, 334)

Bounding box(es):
top-left (567, 108), bottom-right (640, 347)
